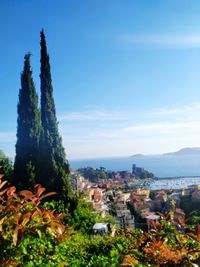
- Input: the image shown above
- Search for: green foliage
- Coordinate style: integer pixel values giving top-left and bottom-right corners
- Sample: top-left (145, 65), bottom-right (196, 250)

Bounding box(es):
top-left (0, 150), bottom-right (13, 183)
top-left (138, 170), bottom-right (154, 179)
top-left (55, 234), bottom-right (89, 266)
top-left (12, 33), bottom-right (72, 202)
top-left (53, 234), bottom-right (132, 267)
top-left (78, 167), bottom-right (108, 183)
top-left (67, 198), bottom-right (96, 235)
top-left (44, 199), bottom-right (69, 214)
top-left (13, 54), bottom-right (41, 190)
top-left (38, 30), bottom-right (71, 200)
top-left (189, 210), bottom-right (200, 226)
top-left (191, 216), bottom-right (200, 225)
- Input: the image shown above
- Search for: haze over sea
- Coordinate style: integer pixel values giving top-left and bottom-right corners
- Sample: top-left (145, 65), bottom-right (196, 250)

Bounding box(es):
top-left (70, 154), bottom-right (200, 178)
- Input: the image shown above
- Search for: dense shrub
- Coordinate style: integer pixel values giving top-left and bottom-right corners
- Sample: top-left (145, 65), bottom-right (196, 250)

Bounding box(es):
top-left (0, 174), bottom-right (72, 266)
top-left (0, 173), bottom-right (199, 266)
top-left (0, 150), bottom-right (13, 182)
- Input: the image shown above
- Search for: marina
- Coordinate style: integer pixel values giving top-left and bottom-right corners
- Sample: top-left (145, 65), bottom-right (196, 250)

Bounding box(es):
top-left (148, 176), bottom-right (200, 190)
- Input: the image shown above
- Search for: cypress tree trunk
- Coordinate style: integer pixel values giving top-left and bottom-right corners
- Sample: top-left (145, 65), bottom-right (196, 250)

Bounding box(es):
top-left (14, 54), bottom-right (40, 189)
top-left (38, 30), bottom-right (71, 199)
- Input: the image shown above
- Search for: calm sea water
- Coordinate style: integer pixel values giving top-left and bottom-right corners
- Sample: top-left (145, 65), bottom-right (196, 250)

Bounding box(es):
top-left (69, 155), bottom-right (200, 178)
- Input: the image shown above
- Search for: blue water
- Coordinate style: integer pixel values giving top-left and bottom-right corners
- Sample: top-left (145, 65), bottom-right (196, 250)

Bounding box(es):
top-left (70, 155), bottom-right (200, 178)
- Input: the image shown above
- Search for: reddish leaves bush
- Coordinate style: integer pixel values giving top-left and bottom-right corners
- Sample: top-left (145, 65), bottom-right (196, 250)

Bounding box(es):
top-left (0, 174), bottom-right (70, 246)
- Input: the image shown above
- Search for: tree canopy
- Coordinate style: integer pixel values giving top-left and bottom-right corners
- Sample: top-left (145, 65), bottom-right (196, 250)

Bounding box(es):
top-left (38, 30), bottom-right (71, 199)
top-left (14, 54), bottom-right (40, 189)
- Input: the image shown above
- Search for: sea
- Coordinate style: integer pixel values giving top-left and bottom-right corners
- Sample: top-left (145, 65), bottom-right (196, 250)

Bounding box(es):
top-left (70, 155), bottom-right (200, 190)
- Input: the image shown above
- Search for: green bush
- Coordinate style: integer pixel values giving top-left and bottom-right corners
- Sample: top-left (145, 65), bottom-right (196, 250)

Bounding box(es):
top-left (0, 150), bottom-right (13, 183)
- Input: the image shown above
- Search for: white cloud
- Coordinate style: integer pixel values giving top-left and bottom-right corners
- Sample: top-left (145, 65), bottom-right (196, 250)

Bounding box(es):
top-left (153, 103), bottom-right (200, 116)
top-left (59, 103), bottom-right (200, 158)
top-left (119, 34), bottom-right (200, 48)
top-left (59, 102), bottom-right (200, 123)
top-left (0, 132), bottom-right (15, 142)
top-left (123, 121), bottom-right (200, 134)
top-left (58, 109), bottom-right (136, 122)
top-left (58, 110), bottom-right (106, 121)
top-left (3, 103), bottom-right (200, 159)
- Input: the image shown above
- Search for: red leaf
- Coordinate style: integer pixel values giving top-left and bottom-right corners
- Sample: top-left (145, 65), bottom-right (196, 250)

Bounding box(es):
top-left (0, 188), bottom-right (8, 196)
top-left (13, 228), bottom-right (19, 245)
top-left (57, 213), bottom-right (65, 219)
top-left (14, 214), bottom-right (20, 224)
top-left (32, 208), bottom-right (42, 218)
top-left (0, 180), bottom-right (7, 190)
top-left (19, 190), bottom-right (34, 199)
top-left (7, 186), bottom-right (16, 196)
top-left (35, 184), bottom-right (46, 197)
top-left (40, 192), bottom-right (57, 200)
top-left (21, 213), bottom-right (31, 226)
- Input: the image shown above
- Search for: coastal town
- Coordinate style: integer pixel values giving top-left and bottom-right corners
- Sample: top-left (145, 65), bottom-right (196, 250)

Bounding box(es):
top-left (70, 164), bottom-right (200, 233)
top-left (1, 2), bottom-right (200, 265)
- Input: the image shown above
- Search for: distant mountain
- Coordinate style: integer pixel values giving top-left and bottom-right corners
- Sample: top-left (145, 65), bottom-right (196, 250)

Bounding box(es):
top-left (164, 147), bottom-right (200, 156)
top-left (131, 154), bottom-right (145, 158)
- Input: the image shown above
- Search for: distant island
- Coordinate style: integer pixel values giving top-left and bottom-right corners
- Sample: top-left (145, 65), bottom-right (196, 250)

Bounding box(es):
top-left (163, 147), bottom-right (200, 156)
top-left (130, 147), bottom-right (200, 157)
top-left (131, 154), bottom-right (145, 158)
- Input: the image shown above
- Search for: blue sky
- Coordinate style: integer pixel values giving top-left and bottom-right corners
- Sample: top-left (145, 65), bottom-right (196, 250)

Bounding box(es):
top-left (1, 0), bottom-right (200, 159)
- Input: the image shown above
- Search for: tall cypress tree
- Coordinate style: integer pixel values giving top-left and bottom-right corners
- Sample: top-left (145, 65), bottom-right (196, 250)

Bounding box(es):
top-left (38, 30), bottom-right (71, 199)
top-left (14, 54), bottom-right (40, 189)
